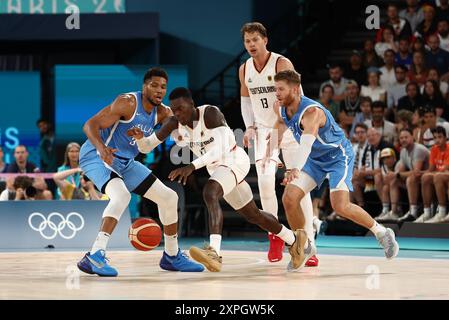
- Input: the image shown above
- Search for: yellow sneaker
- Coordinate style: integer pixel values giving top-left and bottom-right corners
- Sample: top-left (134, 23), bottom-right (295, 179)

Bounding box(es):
top-left (287, 229), bottom-right (316, 271)
top-left (189, 245), bottom-right (222, 272)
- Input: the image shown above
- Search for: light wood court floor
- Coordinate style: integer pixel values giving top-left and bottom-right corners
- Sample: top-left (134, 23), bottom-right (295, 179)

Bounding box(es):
top-left (0, 250), bottom-right (448, 299)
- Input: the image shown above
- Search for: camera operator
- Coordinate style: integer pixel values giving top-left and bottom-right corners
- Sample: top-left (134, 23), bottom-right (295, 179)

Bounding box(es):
top-left (0, 175), bottom-right (52, 201)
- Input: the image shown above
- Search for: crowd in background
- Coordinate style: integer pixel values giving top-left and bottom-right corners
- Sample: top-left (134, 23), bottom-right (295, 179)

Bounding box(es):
top-left (315, 0), bottom-right (449, 223)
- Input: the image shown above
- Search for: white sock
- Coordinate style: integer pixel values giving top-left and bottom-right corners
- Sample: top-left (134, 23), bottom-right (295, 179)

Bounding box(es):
top-left (276, 225), bottom-right (295, 246)
top-left (210, 234), bottom-right (222, 255)
top-left (424, 207), bottom-right (431, 215)
top-left (410, 205), bottom-right (418, 217)
top-left (370, 221), bottom-right (387, 237)
top-left (164, 233), bottom-right (179, 256)
top-left (382, 203), bottom-right (390, 214)
top-left (312, 216), bottom-right (320, 229)
top-left (90, 231), bottom-right (110, 254)
top-left (301, 193), bottom-right (315, 247)
top-left (438, 206), bottom-right (447, 215)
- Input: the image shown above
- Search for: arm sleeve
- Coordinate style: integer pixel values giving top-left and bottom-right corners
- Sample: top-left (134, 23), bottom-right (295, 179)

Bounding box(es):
top-left (191, 126), bottom-right (229, 169)
top-left (241, 96), bottom-right (255, 129)
top-left (292, 134), bottom-right (316, 172)
top-left (136, 133), bottom-right (162, 154)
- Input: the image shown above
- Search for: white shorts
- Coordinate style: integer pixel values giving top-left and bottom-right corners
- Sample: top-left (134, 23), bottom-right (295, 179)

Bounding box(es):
top-left (208, 146), bottom-right (250, 195)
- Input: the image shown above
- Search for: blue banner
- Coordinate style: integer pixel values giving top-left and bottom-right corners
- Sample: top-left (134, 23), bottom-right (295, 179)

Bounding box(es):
top-left (0, 200), bottom-right (131, 249)
top-left (0, 0), bottom-right (125, 14)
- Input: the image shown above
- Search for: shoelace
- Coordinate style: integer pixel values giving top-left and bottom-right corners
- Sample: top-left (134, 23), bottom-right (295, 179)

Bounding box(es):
top-left (98, 250), bottom-right (111, 263)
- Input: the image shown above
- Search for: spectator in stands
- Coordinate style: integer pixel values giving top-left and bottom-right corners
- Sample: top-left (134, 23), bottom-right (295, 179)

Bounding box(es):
top-left (425, 34), bottom-right (449, 78)
top-left (0, 175), bottom-right (52, 201)
top-left (354, 128), bottom-right (395, 207)
top-left (36, 119), bottom-right (57, 173)
top-left (426, 67), bottom-right (449, 101)
top-left (4, 145), bottom-right (38, 173)
top-left (408, 50), bottom-right (429, 86)
top-left (395, 37), bottom-right (413, 69)
top-left (375, 148), bottom-right (399, 219)
top-left (380, 128), bottom-right (430, 222)
top-left (339, 80), bottom-right (361, 133)
top-left (415, 4), bottom-right (438, 40)
top-left (361, 67), bottom-right (386, 103)
top-left (53, 169), bottom-right (102, 200)
top-left (412, 36), bottom-right (426, 53)
top-left (345, 50), bottom-right (367, 87)
top-left (319, 64), bottom-right (349, 102)
top-left (387, 64), bottom-right (409, 109)
top-left (365, 101), bottom-right (397, 144)
top-left (362, 39), bottom-right (382, 68)
top-left (375, 25), bottom-right (399, 60)
top-left (436, 0), bottom-right (449, 21)
top-left (319, 84), bottom-right (340, 121)
top-left (400, 0), bottom-right (424, 33)
top-left (413, 106), bottom-right (426, 142)
top-left (419, 126), bottom-right (449, 223)
top-left (54, 142), bottom-right (80, 199)
top-left (380, 49), bottom-right (397, 89)
top-left (396, 109), bottom-right (415, 136)
top-left (419, 106), bottom-right (449, 148)
top-left (0, 146), bottom-right (5, 173)
top-left (437, 19), bottom-right (449, 52)
top-left (350, 97), bottom-right (372, 140)
top-left (351, 123), bottom-right (369, 206)
top-left (385, 3), bottom-right (413, 40)
top-left (422, 79), bottom-right (448, 120)
top-left (398, 81), bottom-right (424, 112)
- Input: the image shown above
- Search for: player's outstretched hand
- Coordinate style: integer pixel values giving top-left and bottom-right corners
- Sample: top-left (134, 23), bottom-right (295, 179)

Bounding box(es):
top-left (127, 127), bottom-right (144, 140)
top-left (169, 164), bottom-right (195, 185)
top-left (99, 146), bottom-right (118, 166)
top-left (243, 127), bottom-right (256, 148)
top-left (284, 168), bottom-right (300, 184)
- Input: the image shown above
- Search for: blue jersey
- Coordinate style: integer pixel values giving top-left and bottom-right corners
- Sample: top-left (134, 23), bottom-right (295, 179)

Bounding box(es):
top-left (83, 91), bottom-right (159, 159)
top-left (280, 95), bottom-right (350, 161)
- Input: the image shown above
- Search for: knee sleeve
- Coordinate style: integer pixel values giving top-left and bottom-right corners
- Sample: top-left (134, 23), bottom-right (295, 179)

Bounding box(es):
top-left (103, 178), bottom-right (131, 221)
top-left (255, 160), bottom-right (277, 217)
top-left (143, 179), bottom-right (178, 226)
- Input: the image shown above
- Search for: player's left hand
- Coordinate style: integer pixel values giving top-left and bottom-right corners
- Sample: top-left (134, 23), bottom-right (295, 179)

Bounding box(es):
top-left (168, 164), bottom-right (195, 185)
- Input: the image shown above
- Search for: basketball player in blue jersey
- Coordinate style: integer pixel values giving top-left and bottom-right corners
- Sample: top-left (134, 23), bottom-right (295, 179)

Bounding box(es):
top-left (76, 68), bottom-right (204, 276)
top-left (265, 70), bottom-right (399, 270)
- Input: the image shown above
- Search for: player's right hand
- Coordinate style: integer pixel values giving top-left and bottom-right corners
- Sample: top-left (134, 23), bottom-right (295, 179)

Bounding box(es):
top-left (127, 127), bottom-right (144, 140)
top-left (243, 127), bottom-right (256, 148)
top-left (99, 146), bottom-right (118, 166)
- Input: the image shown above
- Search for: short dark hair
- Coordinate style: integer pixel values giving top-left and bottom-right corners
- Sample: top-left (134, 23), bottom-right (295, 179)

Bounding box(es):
top-left (384, 49), bottom-right (396, 56)
top-left (360, 96), bottom-right (373, 105)
top-left (432, 126), bottom-right (447, 137)
top-left (321, 84), bottom-right (334, 94)
top-left (423, 105), bottom-right (436, 115)
top-left (400, 128), bottom-right (413, 135)
top-left (395, 64), bottom-right (408, 72)
top-left (354, 123), bottom-right (368, 132)
top-left (274, 70), bottom-right (301, 86)
top-left (371, 100), bottom-right (386, 110)
top-left (13, 176), bottom-right (33, 190)
top-left (240, 22), bottom-right (268, 39)
top-left (169, 87), bottom-right (193, 101)
top-left (143, 67), bottom-right (168, 83)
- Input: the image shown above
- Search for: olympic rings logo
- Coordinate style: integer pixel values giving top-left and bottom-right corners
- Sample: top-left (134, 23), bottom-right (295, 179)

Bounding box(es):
top-left (28, 212), bottom-right (85, 240)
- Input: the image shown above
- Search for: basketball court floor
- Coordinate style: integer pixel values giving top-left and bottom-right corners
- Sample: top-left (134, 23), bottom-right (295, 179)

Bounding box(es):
top-left (1, 236), bottom-right (449, 300)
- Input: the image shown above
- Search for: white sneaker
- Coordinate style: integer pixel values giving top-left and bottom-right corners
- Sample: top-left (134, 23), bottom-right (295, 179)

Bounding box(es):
top-left (424, 212), bottom-right (447, 223)
top-left (376, 211), bottom-right (400, 222)
top-left (414, 211), bottom-right (432, 223)
top-left (375, 211), bottom-right (390, 221)
top-left (442, 214), bottom-right (449, 223)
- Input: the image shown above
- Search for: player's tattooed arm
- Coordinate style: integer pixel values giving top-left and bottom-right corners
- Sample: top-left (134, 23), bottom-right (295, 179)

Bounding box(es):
top-left (84, 94), bottom-right (135, 165)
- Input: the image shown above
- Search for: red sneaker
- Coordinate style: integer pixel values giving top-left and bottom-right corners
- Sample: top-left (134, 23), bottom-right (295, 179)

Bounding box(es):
top-left (305, 255), bottom-right (319, 267)
top-left (268, 234), bottom-right (284, 262)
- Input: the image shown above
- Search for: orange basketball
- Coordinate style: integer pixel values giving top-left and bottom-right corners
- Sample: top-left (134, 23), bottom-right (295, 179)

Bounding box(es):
top-left (128, 218), bottom-right (162, 251)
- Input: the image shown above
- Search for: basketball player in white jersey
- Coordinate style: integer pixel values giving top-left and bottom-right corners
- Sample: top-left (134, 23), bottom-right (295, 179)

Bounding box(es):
top-left (239, 22), bottom-right (320, 265)
top-left (128, 87), bottom-right (309, 272)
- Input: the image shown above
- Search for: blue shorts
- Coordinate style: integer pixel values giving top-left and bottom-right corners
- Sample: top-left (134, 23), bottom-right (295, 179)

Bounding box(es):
top-left (302, 143), bottom-right (354, 192)
top-left (79, 142), bottom-right (152, 193)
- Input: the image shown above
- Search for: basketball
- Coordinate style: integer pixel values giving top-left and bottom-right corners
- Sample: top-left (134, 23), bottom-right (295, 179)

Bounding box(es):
top-left (128, 218), bottom-right (162, 251)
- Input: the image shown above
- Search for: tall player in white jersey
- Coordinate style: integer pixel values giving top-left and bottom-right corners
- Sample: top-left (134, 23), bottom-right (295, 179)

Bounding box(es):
top-left (239, 22), bottom-right (319, 265)
top-left (128, 87), bottom-right (308, 272)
